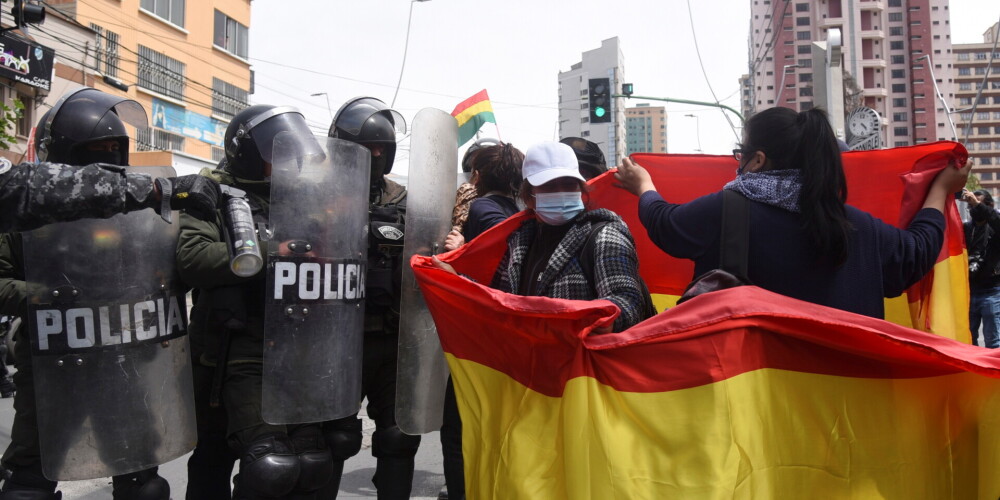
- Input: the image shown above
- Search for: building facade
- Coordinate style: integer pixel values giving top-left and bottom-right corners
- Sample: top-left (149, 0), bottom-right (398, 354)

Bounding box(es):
top-left (952, 23), bottom-right (1000, 196)
top-left (625, 104), bottom-right (667, 155)
top-left (41, 0), bottom-right (252, 166)
top-left (558, 37), bottom-right (627, 165)
top-left (745, 0), bottom-right (955, 147)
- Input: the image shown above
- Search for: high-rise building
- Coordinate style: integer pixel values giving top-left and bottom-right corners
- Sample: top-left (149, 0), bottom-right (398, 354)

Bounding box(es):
top-left (952, 23), bottom-right (1000, 195)
top-left (37, 0), bottom-right (252, 169)
top-left (625, 104), bottom-right (668, 155)
top-left (745, 0), bottom-right (955, 147)
top-left (558, 37), bottom-right (626, 165)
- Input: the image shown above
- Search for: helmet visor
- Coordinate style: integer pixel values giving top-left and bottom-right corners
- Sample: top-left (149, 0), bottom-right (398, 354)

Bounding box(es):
top-left (248, 109), bottom-right (323, 164)
top-left (332, 97), bottom-right (406, 137)
top-left (45, 87), bottom-right (148, 134)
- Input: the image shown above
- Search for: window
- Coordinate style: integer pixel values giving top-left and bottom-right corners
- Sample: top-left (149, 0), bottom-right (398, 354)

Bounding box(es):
top-left (982, 157), bottom-right (994, 166)
top-left (959, 82), bottom-right (971, 90)
top-left (894, 127), bottom-right (909, 136)
top-left (978, 112), bottom-right (990, 120)
top-left (212, 147), bottom-right (225, 163)
top-left (891, 55), bottom-right (905, 64)
top-left (795, 3), bottom-right (808, 11)
top-left (975, 67), bottom-right (988, 75)
top-left (980, 127), bottom-right (991, 135)
top-left (957, 53), bottom-right (970, 60)
top-left (959, 67), bottom-right (971, 75)
top-left (15, 93), bottom-right (31, 137)
top-left (892, 98), bottom-right (907, 107)
top-left (891, 83), bottom-right (906, 92)
top-left (895, 141), bottom-right (909, 147)
top-left (976, 53), bottom-right (988, 60)
top-left (799, 87), bottom-right (813, 96)
top-left (891, 69), bottom-right (905, 78)
top-left (140, 0), bottom-right (184, 28)
top-left (798, 73), bottom-right (813, 82)
top-left (138, 45), bottom-right (185, 101)
top-left (798, 59), bottom-right (812, 67)
top-left (213, 10), bottom-right (249, 59)
top-left (212, 78), bottom-right (249, 121)
top-left (981, 142), bottom-right (993, 151)
top-left (959, 97), bottom-right (973, 105)
top-left (890, 41), bottom-right (904, 50)
top-left (888, 12), bottom-right (903, 22)
top-left (984, 172), bottom-right (995, 180)
top-left (890, 27), bottom-right (903, 36)
top-left (888, 0), bottom-right (901, 6)
top-left (800, 101), bottom-right (813, 111)
top-left (797, 45), bottom-right (811, 54)
top-left (89, 24), bottom-right (120, 78)
top-left (893, 112), bottom-right (908, 121)
top-left (136, 127), bottom-right (185, 152)
top-left (796, 31), bottom-right (811, 40)
top-left (796, 17), bottom-right (810, 26)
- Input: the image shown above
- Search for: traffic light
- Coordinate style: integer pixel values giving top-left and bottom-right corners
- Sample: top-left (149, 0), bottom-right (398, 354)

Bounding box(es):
top-left (10, 0), bottom-right (45, 27)
top-left (588, 77), bottom-right (611, 123)
top-left (622, 83), bottom-right (633, 97)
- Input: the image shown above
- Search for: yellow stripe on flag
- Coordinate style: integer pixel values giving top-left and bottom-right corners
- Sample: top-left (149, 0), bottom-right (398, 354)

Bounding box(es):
top-left (453, 100), bottom-right (494, 127)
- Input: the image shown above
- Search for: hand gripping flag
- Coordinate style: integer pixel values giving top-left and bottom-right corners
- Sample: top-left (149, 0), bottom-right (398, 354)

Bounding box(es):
top-left (411, 142), bottom-right (993, 498)
top-left (452, 89), bottom-right (496, 147)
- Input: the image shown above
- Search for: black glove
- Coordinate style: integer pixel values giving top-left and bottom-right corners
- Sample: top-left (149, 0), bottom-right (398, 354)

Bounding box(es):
top-left (154, 175), bottom-right (221, 222)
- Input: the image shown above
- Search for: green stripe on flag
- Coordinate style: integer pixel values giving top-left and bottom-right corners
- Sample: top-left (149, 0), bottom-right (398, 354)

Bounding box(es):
top-left (456, 111), bottom-right (495, 146)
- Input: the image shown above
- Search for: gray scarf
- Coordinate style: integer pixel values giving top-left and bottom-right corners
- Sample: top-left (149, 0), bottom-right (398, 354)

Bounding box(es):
top-left (724, 169), bottom-right (803, 213)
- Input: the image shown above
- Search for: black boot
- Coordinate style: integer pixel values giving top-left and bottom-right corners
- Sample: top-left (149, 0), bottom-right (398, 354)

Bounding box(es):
top-left (0, 377), bottom-right (15, 399)
top-left (372, 457), bottom-right (415, 500)
top-left (111, 468), bottom-right (169, 500)
top-left (0, 465), bottom-right (61, 500)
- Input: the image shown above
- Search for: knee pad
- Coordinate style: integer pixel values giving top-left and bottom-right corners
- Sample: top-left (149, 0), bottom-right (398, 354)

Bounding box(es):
top-left (372, 425), bottom-right (421, 459)
top-left (236, 434), bottom-right (299, 499)
top-left (323, 417), bottom-right (363, 461)
top-left (288, 426), bottom-right (334, 493)
top-left (111, 468), bottom-right (169, 500)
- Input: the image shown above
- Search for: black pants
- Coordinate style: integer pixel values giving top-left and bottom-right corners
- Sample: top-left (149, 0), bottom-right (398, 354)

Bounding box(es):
top-left (185, 358), bottom-right (239, 500)
top-left (440, 377), bottom-right (465, 500)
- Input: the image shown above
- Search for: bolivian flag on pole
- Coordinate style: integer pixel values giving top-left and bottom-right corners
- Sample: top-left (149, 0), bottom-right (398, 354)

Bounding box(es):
top-left (452, 89), bottom-right (496, 146)
top-left (411, 142), bottom-right (995, 498)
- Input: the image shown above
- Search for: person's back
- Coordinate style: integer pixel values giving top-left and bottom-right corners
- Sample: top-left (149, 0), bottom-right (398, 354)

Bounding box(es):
top-left (617, 106), bottom-right (970, 318)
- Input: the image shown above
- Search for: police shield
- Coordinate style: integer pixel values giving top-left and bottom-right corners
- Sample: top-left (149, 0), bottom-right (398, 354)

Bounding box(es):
top-left (263, 134), bottom-right (369, 424)
top-left (396, 108), bottom-right (458, 434)
top-left (21, 166), bottom-right (195, 481)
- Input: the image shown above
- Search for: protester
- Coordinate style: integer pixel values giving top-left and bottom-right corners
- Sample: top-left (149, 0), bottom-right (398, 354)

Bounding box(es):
top-left (560, 136), bottom-right (608, 180)
top-left (451, 138), bottom-right (501, 234)
top-left (436, 141), bottom-right (650, 333)
top-left (439, 142), bottom-right (524, 500)
top-left (614, 106), bottom-right (971, 318)
top-left (963, 188), bottom-right (1000, 348)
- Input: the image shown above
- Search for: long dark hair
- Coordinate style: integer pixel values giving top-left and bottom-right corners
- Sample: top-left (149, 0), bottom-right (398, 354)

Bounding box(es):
top-left (472, 143), bottom-right (524, 197)
top-left (744, 107), bottom-right (851, 264)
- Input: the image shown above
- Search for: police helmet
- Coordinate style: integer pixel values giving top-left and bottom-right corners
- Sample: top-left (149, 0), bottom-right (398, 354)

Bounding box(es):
top-left (223, 104), bottom-right (320, 181)
top-left (461, 137), bottom-right (501, 173)
top-left (559, 136), bottom-right (607, 180)
top-left (35, 87), bottom-right (147, 166)
top-left (328, 97), bottom-right (406, 175)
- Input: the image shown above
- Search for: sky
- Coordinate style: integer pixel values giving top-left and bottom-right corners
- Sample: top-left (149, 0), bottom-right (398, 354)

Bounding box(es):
top-left (248, 0), bottom-right (998, 176)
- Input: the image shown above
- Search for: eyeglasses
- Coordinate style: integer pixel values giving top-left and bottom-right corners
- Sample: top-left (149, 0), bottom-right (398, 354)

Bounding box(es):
top-left (732, 149), bottom-right (744, 162)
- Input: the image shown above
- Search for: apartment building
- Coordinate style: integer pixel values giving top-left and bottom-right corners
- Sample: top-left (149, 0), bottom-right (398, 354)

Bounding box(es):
top-left (557, 37), bottom-right (627, 165)
top-left (952, 23), bottom-right (1000, 195)
top-left (625, 104), bottom-right (667, 155)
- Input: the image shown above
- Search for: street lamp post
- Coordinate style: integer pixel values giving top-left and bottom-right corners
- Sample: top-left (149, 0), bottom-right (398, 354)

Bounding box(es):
top-left (914, 54), bottom-right (959, 141)
top-left (310, 92), bottom-right (334, 121)
top-left (684, 114), bottom-right (702, 153)
top-left (777, 64), bottom-right (800, 107)
top-left (390, 0), bottom-right (432, 107)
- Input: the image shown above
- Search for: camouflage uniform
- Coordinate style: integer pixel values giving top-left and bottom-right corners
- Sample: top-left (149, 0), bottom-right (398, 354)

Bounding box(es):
top-left (0, 162), bottom-right (157, 233)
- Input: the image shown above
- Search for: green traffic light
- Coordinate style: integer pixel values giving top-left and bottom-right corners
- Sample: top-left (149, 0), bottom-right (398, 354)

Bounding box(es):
top-left (595, 107), bottom-right (606, 118)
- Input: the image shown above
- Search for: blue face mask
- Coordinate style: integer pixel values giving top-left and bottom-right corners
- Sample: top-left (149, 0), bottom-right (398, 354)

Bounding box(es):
top-left (533, 191), bottom-right (584, 226)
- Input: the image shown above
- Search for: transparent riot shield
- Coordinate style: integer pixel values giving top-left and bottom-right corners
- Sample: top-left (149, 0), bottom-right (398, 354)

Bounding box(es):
top-left (396, 108), bottom-right (458, 434)
top-left (263, 135), bottom-right (369, 424)
top-left (22, 166), bottom-right (196, 481)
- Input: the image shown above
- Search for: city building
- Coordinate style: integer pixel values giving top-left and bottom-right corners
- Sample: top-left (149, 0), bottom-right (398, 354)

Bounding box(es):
top-left (558, 37), bottom-right (627, 165)
top-left (624, 104), bottom-right (667, 155)
top-left (952, 23), bottom-right (1000, 196)
top-left (37, 0), bottom-right (253, 172)
top-left (745, 0), bottom-right (955, 147)
top-left (0, 7), bottom-right (58, 165)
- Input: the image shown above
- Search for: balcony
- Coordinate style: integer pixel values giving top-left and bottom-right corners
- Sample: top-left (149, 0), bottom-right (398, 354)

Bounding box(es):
top-left (860, 29), bottom-right (885, 40)
top-left (818, 16), bottom-right (844, 29)
top-left (863, 87), bottom-right (889, 98)
top-left (858, 0), bottom-right (884, 11)
top-left (861, 57), bottom-right (888, 69)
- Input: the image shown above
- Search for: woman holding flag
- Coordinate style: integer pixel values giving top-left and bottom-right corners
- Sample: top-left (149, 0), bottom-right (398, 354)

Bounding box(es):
top-left (614, 106), bottom-right (971, 318)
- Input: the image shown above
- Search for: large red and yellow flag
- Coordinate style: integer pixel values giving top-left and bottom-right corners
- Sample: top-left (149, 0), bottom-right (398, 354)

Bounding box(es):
top-left (412, 142), bottom-right (986, 497)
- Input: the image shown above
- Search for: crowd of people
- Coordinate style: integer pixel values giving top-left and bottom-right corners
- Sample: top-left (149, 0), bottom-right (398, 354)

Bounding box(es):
top-left (0, 88), bottom-right (978, 499)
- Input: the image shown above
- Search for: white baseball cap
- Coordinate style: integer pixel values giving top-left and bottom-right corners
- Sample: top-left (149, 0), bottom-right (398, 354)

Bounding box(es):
top-left (522, 142), bottom-right (586, 186)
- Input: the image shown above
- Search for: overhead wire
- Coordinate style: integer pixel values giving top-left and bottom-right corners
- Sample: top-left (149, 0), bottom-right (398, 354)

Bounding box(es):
top-left (685, 0), bottom-right (740, 141)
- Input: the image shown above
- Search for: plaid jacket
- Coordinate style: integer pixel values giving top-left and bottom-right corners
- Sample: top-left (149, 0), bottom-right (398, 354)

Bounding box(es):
top-left (490, 208), bottom-right (645, 332)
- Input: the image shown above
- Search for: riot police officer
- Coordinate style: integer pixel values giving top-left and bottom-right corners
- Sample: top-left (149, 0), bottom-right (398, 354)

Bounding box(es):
top-left (322, 96), bottom-right (421, 499)
top-left (176, 104), bottom-right (337, 500)
top-left (0, 87), bottom-right (206, 500)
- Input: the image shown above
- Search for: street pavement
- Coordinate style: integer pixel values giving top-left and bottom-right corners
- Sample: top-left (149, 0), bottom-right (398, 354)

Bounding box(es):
top-left (0, 392), bottom-right (447, 499)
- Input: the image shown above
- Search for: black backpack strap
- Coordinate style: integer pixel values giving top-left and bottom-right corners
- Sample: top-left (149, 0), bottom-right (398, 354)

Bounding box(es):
top-left (720, 190), bottom-right (749, 278)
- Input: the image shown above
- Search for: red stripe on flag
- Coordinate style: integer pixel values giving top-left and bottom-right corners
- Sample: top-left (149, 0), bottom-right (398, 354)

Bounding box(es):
top-left (451, 89), bottom-right (490, 117)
